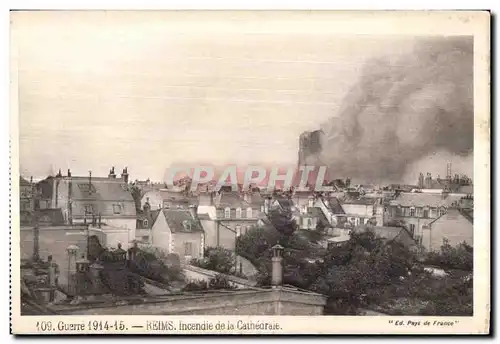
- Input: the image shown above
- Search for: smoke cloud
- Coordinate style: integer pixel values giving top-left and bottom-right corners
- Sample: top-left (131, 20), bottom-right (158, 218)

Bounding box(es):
top-left (314, 36), bottom-right (473, 183)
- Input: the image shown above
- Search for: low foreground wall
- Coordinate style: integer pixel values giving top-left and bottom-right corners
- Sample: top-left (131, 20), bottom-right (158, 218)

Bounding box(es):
top-left (51, 287), bottom-right (327, 315)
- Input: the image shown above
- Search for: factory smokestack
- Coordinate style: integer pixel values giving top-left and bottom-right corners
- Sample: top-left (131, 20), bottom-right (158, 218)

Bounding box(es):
top-left (301, 37), bottom-right (473, 183)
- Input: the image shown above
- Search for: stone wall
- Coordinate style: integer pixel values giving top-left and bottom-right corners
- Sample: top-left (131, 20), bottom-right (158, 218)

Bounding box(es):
top-left (52, 287), bottom-right (327, 315)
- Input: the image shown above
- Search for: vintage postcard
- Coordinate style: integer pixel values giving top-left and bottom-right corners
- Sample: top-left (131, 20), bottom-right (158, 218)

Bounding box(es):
top-left (10, 10), bottom-right (490, 335)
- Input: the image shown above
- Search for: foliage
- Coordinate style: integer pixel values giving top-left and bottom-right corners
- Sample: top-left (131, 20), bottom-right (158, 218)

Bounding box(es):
top-left (236, 218), bottom-right (320, 288)
top-left (190, 246), bottom-right (235, 275)
top-left (208, 274), bottom-right (236, 290)
top-left (268, 208), bottom-right (298, 237)
top-left (182, 274), bottom-right (236, 292)
top-left (310, 231), bottom-right (417, 314)
top-left (182, 279), bottom-right (209, 292)
top-left (424, 239), bottom-right (473, 271)
top-left (236, 211), bottom-right (473, 316)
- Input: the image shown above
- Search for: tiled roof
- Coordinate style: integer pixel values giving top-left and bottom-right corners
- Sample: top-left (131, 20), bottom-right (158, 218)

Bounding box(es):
top-left (304, 207), bottom-right (331, 227)
top-left (275, 197), bottom-right (293, 209)
top-left (322, 197), bottom-right (345, 214)
top-left (162, 209), bottom-right (204, 233)
top-left (21, 208), bottom-right (65, 226)
top-left (389, 192), bottom-right (463, 208)
top-left (429, 207), bottom-right (474, 226)
top-left (216, 191), bottom-right (265, 208)
top-left (355, 226), bottom-right (417, 247)
top-left (20, 176), bottom-right (31, 186)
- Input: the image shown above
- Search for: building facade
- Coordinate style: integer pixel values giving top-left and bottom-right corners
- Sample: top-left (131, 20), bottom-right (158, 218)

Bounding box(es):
top-left (150, 208), bottom-right (205, 263)
top-left (421, 207), bottom-right (473, 252)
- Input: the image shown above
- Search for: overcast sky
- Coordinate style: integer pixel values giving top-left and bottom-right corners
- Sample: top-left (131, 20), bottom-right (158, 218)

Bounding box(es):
top-left (14, 11), bottom-right (469, 183)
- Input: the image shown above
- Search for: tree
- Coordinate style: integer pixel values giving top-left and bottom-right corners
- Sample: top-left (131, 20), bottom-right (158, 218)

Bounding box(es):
top-left (267, 208), bottom-right (297, 237)
top-left (130, 185), bottom-right (144, 212)
top-left (311, 231), bottom-right (416, 314)
top-left (191, 246), bottom-right (236, 274)
top-left (425, 239), bottom-right (473, 271)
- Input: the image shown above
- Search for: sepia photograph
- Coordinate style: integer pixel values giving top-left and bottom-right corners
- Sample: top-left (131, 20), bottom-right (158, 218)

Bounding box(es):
top-left (10, 10), bottom-right (490, 334)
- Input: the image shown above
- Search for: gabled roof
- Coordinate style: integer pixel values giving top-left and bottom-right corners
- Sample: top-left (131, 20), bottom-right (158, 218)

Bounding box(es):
top-left (162, 209), bottom-right (204, 233)
top-left (354, 225), bottom-right (417, 247)
top-left (71, 178), bottom-right (134, 203)
top-left (302, 207), bottom-right (331, 227)
top-left (428, 207), bottom-right (474, 226)
top-left (274, 197), bottom-right (293, 210)
top-left (322, 197), bottom-right (345, 214)
top-left (215, 191), bottom-right (246, 208)
top-left (389, 192), bottom-right (463, 208)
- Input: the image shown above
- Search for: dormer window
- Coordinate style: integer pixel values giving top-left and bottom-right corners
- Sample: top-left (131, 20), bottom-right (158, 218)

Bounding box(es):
top-left (113, 204), bottom-right (122, 214)
top-left (84, 204), bottom-right (94, 215)
top-left (182, 220), bottom-right (192, 231)
top-left (236, 225), bottom-right (241, 237)
top-left (236, 207), bottom-right (242, 219)
top-left (409, 207), bottom-right (415, 217)
top-left (224, 207), bottom-right (231, 219)
top-left (143, 219), bottom-right (148, 227)
top-left (247, 207), bottom-right (253, 218)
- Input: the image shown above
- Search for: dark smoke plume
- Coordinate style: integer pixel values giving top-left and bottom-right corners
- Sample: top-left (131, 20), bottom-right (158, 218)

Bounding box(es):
top-left (315, 37), bottom-right (473, 183)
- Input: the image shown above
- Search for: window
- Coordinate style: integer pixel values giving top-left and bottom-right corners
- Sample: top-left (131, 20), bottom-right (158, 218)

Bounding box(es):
top-left (84, 204), bottom-right (94, 214)
top-left (143, 219), bottom-right (148, 227)
top-left (438, 207), bottom-right (446, 217)
top-left (247, 207), bottom-right (253, 218)
top-left (307, 218), bottom-right (313, 228)
top-left (236, 225), bottom-right (241, 237)
top-left (224, 207), bottom-right (231, 219)
top-left (182, 220), bottom-right (192, 231)
top-left (184, 242), bottom-right (193, 256)
top-left (113, 204), bottom-right (122, 214)
top-left (409, 224), bottom-right (416, 236)
top-left (423, 209), bottom-right (429, 218)
top-left (236, 207), bottom-right (242, 219)
top-left (410, 208), bottom-right (415, 217)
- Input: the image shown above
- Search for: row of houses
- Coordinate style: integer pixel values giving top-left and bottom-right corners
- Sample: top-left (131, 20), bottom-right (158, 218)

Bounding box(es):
top-left (19, 168), bottom-right (474, 266)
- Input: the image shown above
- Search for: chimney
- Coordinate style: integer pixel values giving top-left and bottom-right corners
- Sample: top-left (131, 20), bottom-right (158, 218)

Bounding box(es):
top-left (143, 197), bottom-right (151, 215)
top-left (243, 192), bottom-right (251, 204)
top-left (271, 244), bottom-right (284, 287)
top-left (108, 166), bottom-right (116, 179)
top-left (67, 169), bottom-right (72, 177)
top-left (121, 167), bottom-right (129, 184)
top-left (188, 204), bottom-right (197, 219)
top-left (264, 197), bottom-right (271, 214)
